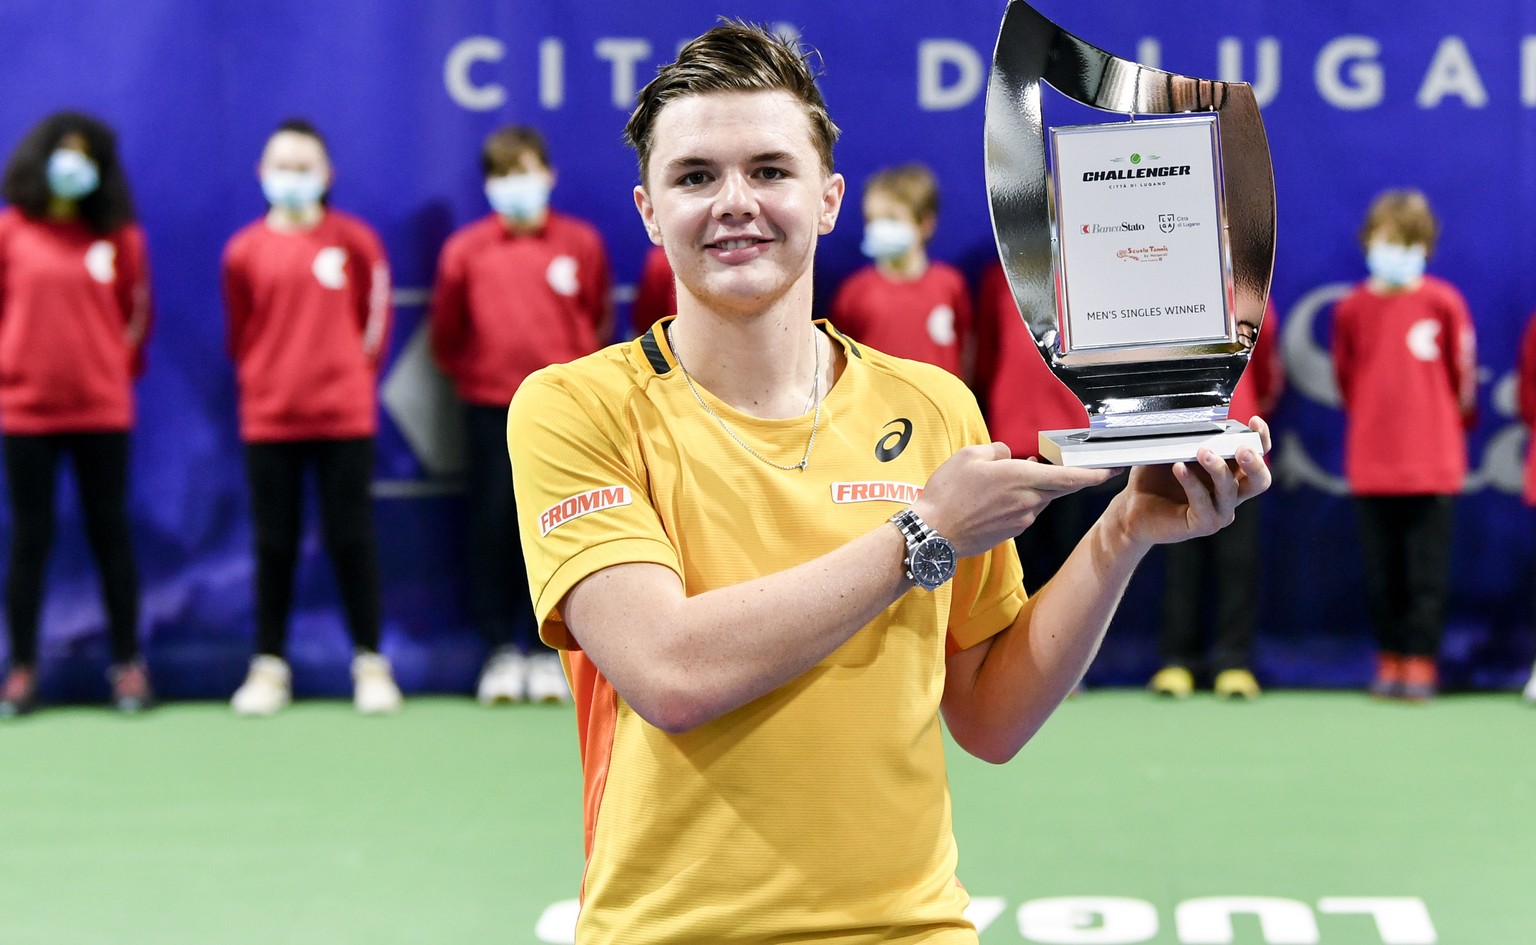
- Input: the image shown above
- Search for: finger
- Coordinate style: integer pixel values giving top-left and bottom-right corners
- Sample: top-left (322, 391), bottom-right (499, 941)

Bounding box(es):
top-left (1234, 447), bottom-right (1273, 502)
top-left (988, 441), bottom-right (1012, 461)
top-left (1173, 458), bottom-right (1219, 526)
top-left (1013, 459), bottom-right (1119, 493)
top-left (1248, 416), bottom-right (1272, 453)
top-left (1197, 447), bottom-right (1240, 516)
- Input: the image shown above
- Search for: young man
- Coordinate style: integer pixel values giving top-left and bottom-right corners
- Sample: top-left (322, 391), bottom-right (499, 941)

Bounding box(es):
top-left (507, 21), bottom-right (1270, 944)
top-left (430, 126), bottom-right (611, 704)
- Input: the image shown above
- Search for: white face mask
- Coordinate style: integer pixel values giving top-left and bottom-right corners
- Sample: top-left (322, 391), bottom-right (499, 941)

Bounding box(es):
top-left (1366, 241), bottom-right (1427, 288)
top-left (485, 173), bottom-right (551, 223)
top-left (261, 170), bottom-right (327, 211)
top-left (860, 218), bottom-right (918, 262)
top-left (47, 149), bottom-right (100, 200)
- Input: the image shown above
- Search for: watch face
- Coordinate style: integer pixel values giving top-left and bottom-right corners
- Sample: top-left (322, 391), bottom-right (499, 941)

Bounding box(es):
top-left (912, 537), bottom-right (957, 590)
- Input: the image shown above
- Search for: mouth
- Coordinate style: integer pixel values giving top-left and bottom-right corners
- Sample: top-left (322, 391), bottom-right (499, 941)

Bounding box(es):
top-left (706, 236), bottom-right (771, 251)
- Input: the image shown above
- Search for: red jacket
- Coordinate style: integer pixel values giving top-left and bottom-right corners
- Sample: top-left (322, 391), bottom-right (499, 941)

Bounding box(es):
top-left (0, 209), bottom-right (151, 434)
top-left (976, 262), bottom-right (1088, 459)
top-left (1230, 298), bottom-right (1283, 425)
top-left (630, 244), bottom-right (675, 336)
top-left (222, 211), bottom-right (392, 442)
top-left (830, 261), bottom-right (973, 381)
top-left (1332, 275), bottom-right (1475, 496)
top-left (429, 211), bottom-right (610, 407)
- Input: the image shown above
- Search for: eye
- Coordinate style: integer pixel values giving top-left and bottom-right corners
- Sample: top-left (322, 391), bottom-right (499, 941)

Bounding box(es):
top-left (676, 170), bottom-right (710, 187)
top-left (756, 166), bottom-right (789, 180)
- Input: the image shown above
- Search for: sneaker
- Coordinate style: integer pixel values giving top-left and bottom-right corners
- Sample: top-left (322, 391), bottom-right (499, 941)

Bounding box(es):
top-left (1213, 668), bottom-right (1261, 700)
top-left (1149, 665), bottom-right (1194, 699)
top-left (1400, 656), bottom-right (1438, 702)
top-left (1368, 652), bottom-right (1403, 700)
top-left (352, 652), bottom-right (403, 715)
top-left (525, 652), bottom-right (571, 704)
top-left (109, 661), bottom-right (155, 714)
top-left (476, 647), bottom-right (528, 705)
top-left (1524, 661), bottom-right (1536, 704)
top-left (0, 666), bottom-right (38, 718)
top-left (231, 655), bottom-right (292, 716)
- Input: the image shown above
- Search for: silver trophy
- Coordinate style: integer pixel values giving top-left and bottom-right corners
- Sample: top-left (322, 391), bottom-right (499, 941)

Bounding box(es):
top-left (985, 0), bottom-right (1275, 467)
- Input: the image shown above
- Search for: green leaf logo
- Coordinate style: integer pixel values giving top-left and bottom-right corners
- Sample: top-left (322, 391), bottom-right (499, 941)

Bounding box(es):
top-left (1130, 153), bottom-right (1142, 165)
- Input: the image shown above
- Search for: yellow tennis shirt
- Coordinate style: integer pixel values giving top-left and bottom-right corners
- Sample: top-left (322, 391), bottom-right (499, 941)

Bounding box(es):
top-left (508, 318), bottom-right (1026, 945)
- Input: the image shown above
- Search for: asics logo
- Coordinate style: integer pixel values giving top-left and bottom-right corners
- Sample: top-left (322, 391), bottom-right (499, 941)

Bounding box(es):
top-left (876, 418), bottom-right (913, 462)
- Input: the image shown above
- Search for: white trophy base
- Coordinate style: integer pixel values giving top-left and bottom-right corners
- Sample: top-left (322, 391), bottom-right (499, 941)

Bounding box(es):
top-left (1038, 419), bottom-right (1265, 468)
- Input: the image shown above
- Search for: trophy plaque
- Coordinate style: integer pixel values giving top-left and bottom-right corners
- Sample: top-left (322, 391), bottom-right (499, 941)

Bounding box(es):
top-left (985, 0), bottom-right (1276, 467)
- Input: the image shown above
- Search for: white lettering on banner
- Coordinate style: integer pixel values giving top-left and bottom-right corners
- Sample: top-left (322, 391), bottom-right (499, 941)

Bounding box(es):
top-left (1017, 897), bottom-right (1160, 944)
top-left (540, 38), bottom-right (564, 109)
top-left (1175, 897), bottom-right (1319, 944)
top-left (830, 481), bottom-right (923, 504)
top-left (1218, 37), bottom-right (1281, 107)
top-left (539, 486), bottom-right (632, 536)
top-left (917, 39), bottom-right (982, 111)
top-left (443, 33), bottom-right (1536, 114)
top-left (1316, 35), bottom-right (1384, 109)
top-left (595, 38), bottom-right (651, 109)
top-left (534, 894), bottom-right (1437, 943)
top-left (1523, 36), bottom-right (1536, 105)
top-left (1417, 36), bottom-right (1489, 107)
top-left (444, 36), bottom-right (507, 111)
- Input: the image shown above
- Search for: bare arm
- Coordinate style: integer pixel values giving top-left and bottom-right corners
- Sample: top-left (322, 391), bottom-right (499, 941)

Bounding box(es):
top-left (561, 443), bottom-right (1116, 734)
top-left (941, 420), bottom-right (1274, 763)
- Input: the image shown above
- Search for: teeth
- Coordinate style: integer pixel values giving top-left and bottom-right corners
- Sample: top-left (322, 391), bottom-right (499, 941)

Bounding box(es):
top-left (714, 239), bottom-right (758, 250)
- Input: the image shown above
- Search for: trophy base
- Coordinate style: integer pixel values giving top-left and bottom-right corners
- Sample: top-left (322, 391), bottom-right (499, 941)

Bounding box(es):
top-left (1039, 420), bottom-right (1265, 468)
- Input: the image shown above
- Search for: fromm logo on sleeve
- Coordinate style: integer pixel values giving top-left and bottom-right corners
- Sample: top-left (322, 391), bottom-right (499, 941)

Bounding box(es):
top-left (830, 481), bottom-right (924, 504)
top-left (540, 486), bottom-right (632, 536)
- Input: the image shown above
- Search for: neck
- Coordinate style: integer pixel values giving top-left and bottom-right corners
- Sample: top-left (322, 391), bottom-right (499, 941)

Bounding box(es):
top-left (47, 196), bottom-right (77, 221)
top-left (667, 296), bottom-right (836, 420)
top-left (499, 210), bottom-right (547, 234)
top-left (265, 204), bottom-right (324, 231)
top-left (876, 246), bottom-right (929, 280)
top-left (1368, 275), bottom-right (1424, 295)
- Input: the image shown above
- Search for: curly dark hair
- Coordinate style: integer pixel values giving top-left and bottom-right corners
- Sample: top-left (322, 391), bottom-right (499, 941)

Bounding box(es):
top-left (2, 110), bottom-right (136, 234)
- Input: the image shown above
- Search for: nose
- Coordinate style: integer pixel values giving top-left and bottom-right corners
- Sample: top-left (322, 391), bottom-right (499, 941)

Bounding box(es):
top-left (713, 169), bottom-right (758, 220)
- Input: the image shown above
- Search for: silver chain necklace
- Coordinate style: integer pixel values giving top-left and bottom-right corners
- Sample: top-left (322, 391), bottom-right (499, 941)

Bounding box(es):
top-left (665, 322), bottom-right (822, 472)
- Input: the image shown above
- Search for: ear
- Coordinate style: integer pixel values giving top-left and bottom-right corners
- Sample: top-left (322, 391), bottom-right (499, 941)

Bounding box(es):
top-left (918, 213), bottom-right (938, 244)
top-left (818, 172), bottom-right (845, 236)
top-left (634, 185), bottom-right (661, 245)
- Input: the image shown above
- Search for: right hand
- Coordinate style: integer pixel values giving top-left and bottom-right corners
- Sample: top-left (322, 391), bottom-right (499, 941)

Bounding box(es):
top-left (911, 443), bottom-right (1120, 558)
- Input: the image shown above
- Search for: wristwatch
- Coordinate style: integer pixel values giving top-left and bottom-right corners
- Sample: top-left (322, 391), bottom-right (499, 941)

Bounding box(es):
top-left (890, 508), bottom-right (957, 591)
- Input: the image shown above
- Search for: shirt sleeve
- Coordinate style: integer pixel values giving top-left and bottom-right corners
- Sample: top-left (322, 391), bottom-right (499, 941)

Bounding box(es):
top-left (427, 234), bottom-right (469, 380)
top-left (116, 224), bottom-right (153, 378)
top-left (1441, 284), bottom-right (1477, 418)
top-left (221, 236), bottom-right (253, 364)
top-left (508, 367), bottom-right (682, 650)
top-left (350, 222), bottom-right (392, 365)
top-left (1331, 294), bottom-right (1356, 409)
top-left (939, 377), bottom-right (1027, 652)
top-left (1519, 313), bottom-right (1536, 427)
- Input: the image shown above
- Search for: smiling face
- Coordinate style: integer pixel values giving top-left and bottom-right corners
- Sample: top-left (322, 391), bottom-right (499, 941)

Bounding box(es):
top-left (633, 89), bottom-right (844, 320)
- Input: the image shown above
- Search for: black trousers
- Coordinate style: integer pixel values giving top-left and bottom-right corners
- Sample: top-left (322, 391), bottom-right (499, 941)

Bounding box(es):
top-left (3, 432), bottom-right (139, 667)
top-left (1159, 496), bottom-right (1261, 673)
top-left (1013, 488), bottom-right (1103, 596)
top-left (1355, 494), bottom-right (1454, 658)
top-left (244, 438), bottom-right (381, 656)
top-left (464, 404), bottom-right (535, 652)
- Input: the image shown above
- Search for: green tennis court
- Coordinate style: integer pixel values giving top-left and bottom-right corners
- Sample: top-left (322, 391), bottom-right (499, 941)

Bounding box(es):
top-left (1, 692), bottom-right (1529, 943)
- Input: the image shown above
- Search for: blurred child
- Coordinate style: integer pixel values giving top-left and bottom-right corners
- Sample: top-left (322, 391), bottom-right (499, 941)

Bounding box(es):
top-left (1512, 303), bottom-right (1536, 703)
top-left (1151, 299), bottom-right (1282, 700)
top-left (0, 111), bottom-right (152, 716)
top-left (830, 163), bottom-right (971, 381)
top-left (221, 119), bottom-right (398, 715)
top-left (429, 126), bottom-right (610, 704)
top-left (974, 260), bottom-right (1097, 595)
top-left (1332, 190), bottom-right (1475, 702)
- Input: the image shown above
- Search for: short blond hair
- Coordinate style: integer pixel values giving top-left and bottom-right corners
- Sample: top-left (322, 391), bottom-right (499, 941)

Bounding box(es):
top-left (864, 163), bottom-right (939, 223)
top-left (1359, 189), bottom-right (1439, 256)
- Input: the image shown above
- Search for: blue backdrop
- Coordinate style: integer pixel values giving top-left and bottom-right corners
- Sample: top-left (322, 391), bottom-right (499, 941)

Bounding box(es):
top-left (2, 0), bottom-right (1532, 698)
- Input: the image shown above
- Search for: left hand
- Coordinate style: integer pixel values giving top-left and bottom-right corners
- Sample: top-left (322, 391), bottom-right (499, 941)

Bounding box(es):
top-left (1108, 417), bottom-right (1273, 548)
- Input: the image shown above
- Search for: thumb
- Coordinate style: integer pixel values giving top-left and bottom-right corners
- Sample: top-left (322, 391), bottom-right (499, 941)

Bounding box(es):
top-left (987, 441), bottom-right (1011, 461)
